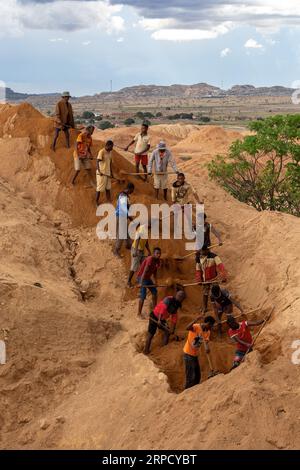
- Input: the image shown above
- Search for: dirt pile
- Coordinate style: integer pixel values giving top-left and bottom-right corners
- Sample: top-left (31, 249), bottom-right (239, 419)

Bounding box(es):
top-left (0, 103), bottom-right (300, 450)
top-left (97, 123), bottom-right (200, 151)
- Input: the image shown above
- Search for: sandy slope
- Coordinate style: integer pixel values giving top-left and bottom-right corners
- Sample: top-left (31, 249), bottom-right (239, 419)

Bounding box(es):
top-left (0, 103), bottom-right (300, 449)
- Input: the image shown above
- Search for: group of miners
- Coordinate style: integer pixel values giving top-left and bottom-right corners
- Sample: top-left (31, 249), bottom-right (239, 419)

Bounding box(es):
top-left (52, 91), bottom-right (266, 390)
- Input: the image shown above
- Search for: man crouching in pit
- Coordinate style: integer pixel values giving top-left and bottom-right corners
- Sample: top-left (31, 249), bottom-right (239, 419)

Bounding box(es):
top-left (144, 290), bottom-right (186, 355)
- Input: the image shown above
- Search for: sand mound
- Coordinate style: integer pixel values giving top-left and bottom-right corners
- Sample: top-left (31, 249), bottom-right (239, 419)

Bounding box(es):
top-left (97, 123), bottom-right (200, 152)
top-left (172, 125), bottom-right (245, 156)
top-left (0, 105), bottom-right (300, 450)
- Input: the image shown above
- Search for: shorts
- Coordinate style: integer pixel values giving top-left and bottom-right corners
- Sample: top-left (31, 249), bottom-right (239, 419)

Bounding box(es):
top-left (148, 311), bottom-right (167, 336)
top-left (234, 349), bottom-right (247, 363)
top-left (203, 284), bottom-right (212, 296)
top-left (74, 157), bottom-right (91, 171)
top-left (137, 277), bottom-right (157, 301)
top-left (96, 173), bottom-right (111, 192)
top-left (135, 154), bottom-right (148, 166)
top-left (130, 248), bottom-right (145, 272)
top-left (216, 304), bottom-right (233, 316)
top-left (154, 174), bottom-right (168, 190)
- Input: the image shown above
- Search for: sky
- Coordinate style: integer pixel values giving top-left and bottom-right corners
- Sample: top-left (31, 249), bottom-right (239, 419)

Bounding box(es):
top-left (1, 0), bottom-right (300, 95)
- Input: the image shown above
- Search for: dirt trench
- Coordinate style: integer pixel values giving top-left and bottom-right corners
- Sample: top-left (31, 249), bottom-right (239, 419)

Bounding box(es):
top-left (0, 103), bottom-right (280, 401)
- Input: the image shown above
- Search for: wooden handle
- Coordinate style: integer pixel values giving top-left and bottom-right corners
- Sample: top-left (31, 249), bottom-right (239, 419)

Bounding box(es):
top-left (175, 243), bottom-right (224, 260)
top-left (219, 307), bottom-right (262, 325)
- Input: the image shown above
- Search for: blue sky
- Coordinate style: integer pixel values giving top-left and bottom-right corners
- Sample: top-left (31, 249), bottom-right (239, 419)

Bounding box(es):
top-left (1, 0), bottom-right (300, 95)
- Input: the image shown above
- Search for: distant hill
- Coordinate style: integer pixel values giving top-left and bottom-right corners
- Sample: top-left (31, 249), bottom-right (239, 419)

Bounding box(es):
top-left (1, 83), bottom-right (295, 105)
top-left (91, 83), bottom-right (295, 100)
top-left (0, 87), bottom-right (59, 102)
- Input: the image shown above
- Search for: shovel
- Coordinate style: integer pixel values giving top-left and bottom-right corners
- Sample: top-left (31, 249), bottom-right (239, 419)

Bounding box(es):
top-left (205, 350), bottom-right (220, 378)
top-left (240, 307), bottom-right (274, 364)
top-left (97, 172), bottom-right (125, 183)
top-left (173, 243), bottom-right (224, 261)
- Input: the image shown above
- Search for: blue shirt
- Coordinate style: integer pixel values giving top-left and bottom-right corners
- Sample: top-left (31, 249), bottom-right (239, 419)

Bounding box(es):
top-left (116, 192), bottom-right (129, 218)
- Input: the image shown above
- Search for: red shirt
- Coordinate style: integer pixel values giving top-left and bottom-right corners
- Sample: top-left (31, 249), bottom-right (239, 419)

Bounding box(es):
top-left (228, 320), bottom-right (253, 352)
top-left (137, 256), bottom-right (160, 280)
top-left (153, 296), bottom-right (181, 325)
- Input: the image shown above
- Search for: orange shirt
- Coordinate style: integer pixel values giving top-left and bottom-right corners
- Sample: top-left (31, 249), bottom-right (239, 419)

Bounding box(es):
top-left (183, 323), bottom-right (210, 357)
top-left (76, 132), bottom-right (93, 158)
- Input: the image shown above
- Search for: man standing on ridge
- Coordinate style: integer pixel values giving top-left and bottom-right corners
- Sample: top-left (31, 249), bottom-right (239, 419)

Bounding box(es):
top-left (148, 141), bottom-right (178, 200)
top-left (125, 122), bottom-right (151, 180)
top-left (52, 91), bottom-right (75, 151)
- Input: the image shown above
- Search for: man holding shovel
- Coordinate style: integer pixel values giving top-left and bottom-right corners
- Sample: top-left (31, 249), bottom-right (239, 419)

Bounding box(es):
top-left (148, 141), bottom-right (178, 200)
top-left (183, 315), bottom-right (216, 389)
top-left (128, 222), bottom-right (151, 287)
top-left (195, 245), bottom-right (227, 313)
top-left (136, 247), bottom-right (161, 318)
top-left (144, 291), bottom-right (186, 355)
top-left (211, 284), bottom-right (244, 335)
top-left (227, 315), bottom-right (265, 369)
top-left (171, 173), bottom-right (202, 206)
top-left (114, 182), bottom-right (135, 258)
top-left (96, 140), bottom-right (114, 205)
top-left (71, 125), bottom-right (95, 187)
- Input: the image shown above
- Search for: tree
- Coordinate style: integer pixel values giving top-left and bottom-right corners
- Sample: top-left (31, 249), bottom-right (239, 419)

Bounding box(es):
top-left (82, 111), bottom-right (95, 120)
top-left (199, 116), bottom-right (211, 123)
top-left (207, 114), bottom-right (300, 216)
top-left (143, 112), bottom-right (154, 119)
top-left (97, 120), bottom-right (115, 130)
top-left (124, 118), bottom-right (135, 126)
top-left (156, 112), bottom-right (163, 118)
top-left (135, 111), bottom-right (145, 120)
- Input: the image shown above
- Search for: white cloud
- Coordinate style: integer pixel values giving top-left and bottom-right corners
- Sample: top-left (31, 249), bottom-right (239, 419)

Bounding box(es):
top-left (152, 23), bottom-right (233, 42)
top-left (117, 37), bottom-right (124, 42)
top-left (0, 0), bottom-right (125, 36)
top-left (244, 38), bottom-right (264, 49)
top-left (115, 0), bottom-right (300, 41)
top-left (220, 47), bottom-right (231, 58)
top-left (82, 40), bottom-right (92, 46)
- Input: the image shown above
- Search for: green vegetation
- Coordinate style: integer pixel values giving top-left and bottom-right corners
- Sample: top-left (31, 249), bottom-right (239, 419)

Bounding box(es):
top-left (124, 118), bottom-right (135, 126)
top-left (135, 111), bottom-right (155, 120)
top-left (82, 111), bottom-right (95, 119)
top-left (208, 115), bottom-right (300, 216)
top-left (168, 113), bottom-right (194, 120)
top-left (97, 120), bottom-right (115, 130)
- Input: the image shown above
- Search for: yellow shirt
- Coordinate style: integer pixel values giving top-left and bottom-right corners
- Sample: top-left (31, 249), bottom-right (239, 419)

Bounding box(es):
top-left (134, 133), bottom-right (150, 155)
top-left (183, 324), bottom-right (210, 357)
top-left (76, 132), bottom-right (92, 158)
top-left (132, 225), bottom-right (148, 251)
top-left (97, 148), bottom-right (112, 176)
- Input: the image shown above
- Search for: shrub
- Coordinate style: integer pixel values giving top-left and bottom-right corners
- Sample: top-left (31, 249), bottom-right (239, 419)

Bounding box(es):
top-left (97, 120), bottom-right (115, 130)
top-left (207, 114), bottom-right (300, 216)
top-left (124, 118), bottom-right (135, 126)
top-left (82, 111), bottom-right (95, 119)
